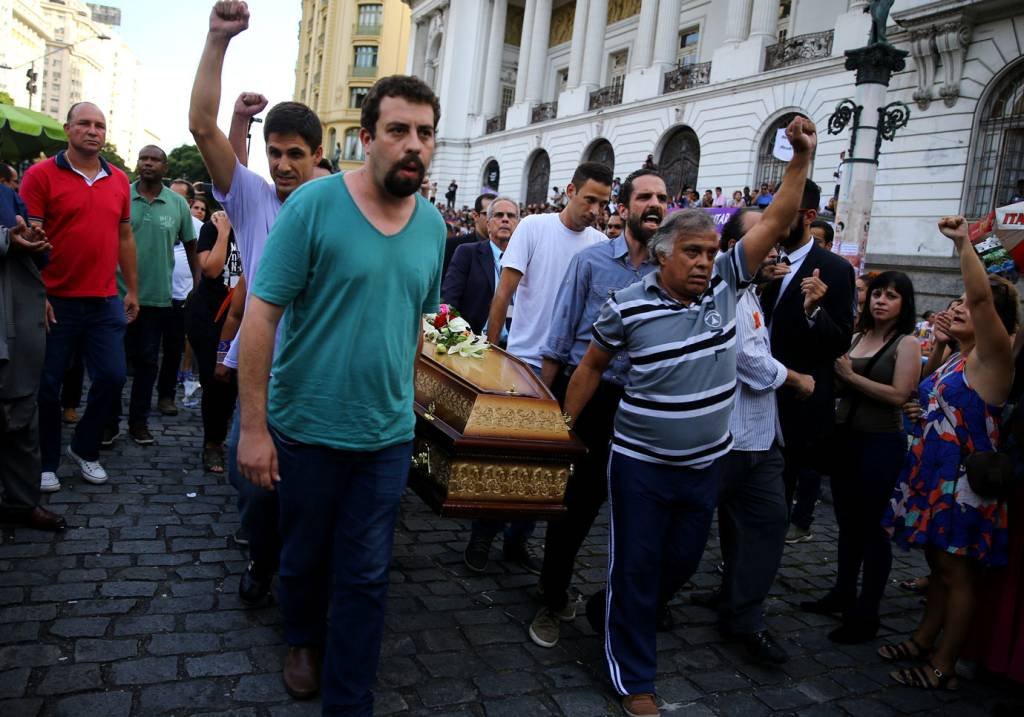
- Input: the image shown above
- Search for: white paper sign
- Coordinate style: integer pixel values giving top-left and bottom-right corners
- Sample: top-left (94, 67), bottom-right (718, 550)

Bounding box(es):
top-left (772, 128), bottom-right (794, 162)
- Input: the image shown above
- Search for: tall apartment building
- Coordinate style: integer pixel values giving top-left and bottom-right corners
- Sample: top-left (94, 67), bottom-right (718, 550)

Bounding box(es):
top-left (0, 0), bottom-right (155, 162)
top-left (294, 0), bottom-right (411, 171)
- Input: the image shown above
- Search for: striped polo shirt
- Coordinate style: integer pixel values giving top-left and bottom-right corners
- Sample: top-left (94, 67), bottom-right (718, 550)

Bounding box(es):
top-left (591, 243), bottom-right (750, 468)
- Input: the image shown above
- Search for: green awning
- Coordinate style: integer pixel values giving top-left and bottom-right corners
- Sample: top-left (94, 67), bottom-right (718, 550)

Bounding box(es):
top-left (0, 103), bottom-right (67, 161)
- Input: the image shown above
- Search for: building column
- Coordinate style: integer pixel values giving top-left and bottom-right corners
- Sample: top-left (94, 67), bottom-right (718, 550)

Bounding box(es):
top-left (723, 0), bottom-right (754, 45)
top-left (651, 0), bottom-right (682, 66)
top-left (748, 0), bottom-right (778, 41)
top-left (482, 0), bottom-right (508, 118)
top-left (567, 0), bottom-right (590, 88)
top-left (410, 18), bottom-right (428, 77)
top-left (630, 0), bottom-right (658, 71)
top-left (524, 0), bottom-right (553, 103)
top-left (579, 0), bottom-right (609, 88)
top-left (514, 0), bottom-right (536, 103)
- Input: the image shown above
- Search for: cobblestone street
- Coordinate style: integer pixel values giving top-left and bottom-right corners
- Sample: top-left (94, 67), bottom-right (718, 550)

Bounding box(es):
top-left (0, 400), bottom-right (1014, 716)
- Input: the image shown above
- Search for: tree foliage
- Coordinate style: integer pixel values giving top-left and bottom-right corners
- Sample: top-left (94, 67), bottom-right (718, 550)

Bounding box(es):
top-left (0, 91), bottom-right (14, 105)
top-left (101, 142), bottom-right (133, 179)
top-left (167, 144), bottom-right (211, 184)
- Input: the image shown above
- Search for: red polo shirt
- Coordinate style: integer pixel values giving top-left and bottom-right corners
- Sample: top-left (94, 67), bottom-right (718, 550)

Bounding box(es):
top-left (20, 151), bottom-right (131, 298)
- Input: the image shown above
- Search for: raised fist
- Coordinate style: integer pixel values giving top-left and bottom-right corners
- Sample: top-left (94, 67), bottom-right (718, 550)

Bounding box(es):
top-left (786, 116), bottom-right (818, 156)
top-left (210, 1), bottom-right (250, 39)
top-left (937, 215), bottom-right (969, 244)
top-left (233, 92), bottom-right (268, 118)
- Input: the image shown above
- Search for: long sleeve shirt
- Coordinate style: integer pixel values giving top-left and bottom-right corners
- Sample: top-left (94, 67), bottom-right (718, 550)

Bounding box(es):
top-left (730, 287), bottom-right (787, 451)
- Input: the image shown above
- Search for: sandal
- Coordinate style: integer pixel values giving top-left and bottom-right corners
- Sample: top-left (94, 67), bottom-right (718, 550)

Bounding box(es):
top-left (203, 445), bottom-right (225, 474)
top-left (899, 576), bottom-right (929, 594)
top-left (891, 662), bottom-right (958, 691)
top-left (877, 637), bottom-right (927, 662)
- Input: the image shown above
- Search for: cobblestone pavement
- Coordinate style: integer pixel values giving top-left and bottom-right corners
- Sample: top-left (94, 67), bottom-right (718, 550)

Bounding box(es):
top-left (0, 399), bottom-right (1015, 716)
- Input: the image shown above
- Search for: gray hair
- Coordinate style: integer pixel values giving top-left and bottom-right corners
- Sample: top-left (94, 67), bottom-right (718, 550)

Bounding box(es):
top-left (486, 195), bottom-right (520, 219)
top-left (647, 208), bottom-right (717, 262)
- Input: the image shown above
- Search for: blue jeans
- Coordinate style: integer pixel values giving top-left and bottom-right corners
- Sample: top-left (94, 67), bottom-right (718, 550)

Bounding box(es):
top-left (272, 427), bottom-right (412, 716)
top-left (226, 407), bottom-right (280, 574)
top-left (38, 296), bottom-right (126, 471)
top-left (604, 452), bottom-right (720, 696)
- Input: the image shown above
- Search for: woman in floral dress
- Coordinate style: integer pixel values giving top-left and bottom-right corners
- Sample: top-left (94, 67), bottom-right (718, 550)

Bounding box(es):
top-left (880, 216), bottom-right (1019, 690)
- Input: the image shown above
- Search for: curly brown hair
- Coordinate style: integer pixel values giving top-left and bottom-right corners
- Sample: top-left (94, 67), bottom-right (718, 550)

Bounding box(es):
top-left (361, 75), bottom-right (441, 139)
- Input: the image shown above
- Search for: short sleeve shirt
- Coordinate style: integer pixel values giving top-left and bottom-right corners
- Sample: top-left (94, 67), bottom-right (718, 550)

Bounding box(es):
top-left (212, 160), bottom-right (283, 368)
top-left (500, 213), bottom-right (605, 368)
top-left (251, 174), bottom-right (445, 451)
top-left (591, 242), bottom-right (751, 468)
top-left (19, 152), bottom-right (131, 298)
top-left (125, 183), bottom-right (195, 307)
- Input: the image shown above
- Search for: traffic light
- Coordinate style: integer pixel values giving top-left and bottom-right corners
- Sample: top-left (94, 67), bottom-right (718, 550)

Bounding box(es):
top-left (25, 66), bottom-right (38, 95)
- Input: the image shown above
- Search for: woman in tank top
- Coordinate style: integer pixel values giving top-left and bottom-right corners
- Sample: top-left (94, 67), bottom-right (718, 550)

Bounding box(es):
top-left (802, 271), bottom-right (921, 644)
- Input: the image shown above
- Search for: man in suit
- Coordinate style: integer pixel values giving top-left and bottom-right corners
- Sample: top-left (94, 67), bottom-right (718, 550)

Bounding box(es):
top-left (442, 192), bottom-right (493, 277)
top-left (760, 179), bottom-right (855, 545)
top-left (441, 196), bottom-right (518, 336)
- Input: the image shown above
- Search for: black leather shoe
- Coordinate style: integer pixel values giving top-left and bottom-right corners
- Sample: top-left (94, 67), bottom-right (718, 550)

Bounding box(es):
top-left (283, 646), bottom-right (320, 699)
top-left (828, 616), bottom-right (881, 644)
top-left (742, 630), bottom-right (789, 665)
top-left (799, 593), bottom-right (849, 616)
top-left (503, 540), bottom-right (542, 575)
top-left (239, 561), bottom-right (272, 605)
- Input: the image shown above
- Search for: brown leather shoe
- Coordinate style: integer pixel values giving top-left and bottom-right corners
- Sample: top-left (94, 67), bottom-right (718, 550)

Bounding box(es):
top-left (26, 506), bottom-right (67, 532)
top-left (282, 646), bottom-right (320, 700)
top-left (623, 693), bottom-right (661, 717)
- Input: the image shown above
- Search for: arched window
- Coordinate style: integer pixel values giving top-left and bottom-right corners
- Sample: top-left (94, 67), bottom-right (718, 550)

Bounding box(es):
top-left (343, 128), bottom-right (364, 162)
top-left (658, 126), bottom-right (700, 199)
top-left (755, 111), bottom-right (810, 190)
top-left (584, 139), bottom-right (615, 172)
top-left (965, 60), bottom-right (1024, 217)
top-left (525, 150), bottom-right (550, 206)
top-left (482, 159), bottom-right (500, 192)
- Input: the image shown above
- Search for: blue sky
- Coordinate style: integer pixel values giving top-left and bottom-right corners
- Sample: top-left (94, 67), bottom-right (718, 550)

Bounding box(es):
top-left (108, 1), bottom-right (302, 178)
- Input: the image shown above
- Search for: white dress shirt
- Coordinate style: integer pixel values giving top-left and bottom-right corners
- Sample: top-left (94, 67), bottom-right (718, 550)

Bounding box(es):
top-left (774, 239), bottom-right (813, 307)
top-left (730, 288), bottom-right (787, 450)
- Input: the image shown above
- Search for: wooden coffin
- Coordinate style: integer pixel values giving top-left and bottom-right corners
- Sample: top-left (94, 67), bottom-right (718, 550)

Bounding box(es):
top-left (410, 342), bottom-right (585, 520)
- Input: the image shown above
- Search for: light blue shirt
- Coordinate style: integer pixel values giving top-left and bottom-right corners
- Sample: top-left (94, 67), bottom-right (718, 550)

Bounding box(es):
top-left (481, 240), bottom-right (508, 344)
top-left (541, 235), bottom-right (655, 386)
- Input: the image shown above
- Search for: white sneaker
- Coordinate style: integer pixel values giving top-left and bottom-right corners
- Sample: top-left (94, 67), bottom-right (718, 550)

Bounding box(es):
top-left (65, 446), bottom-right (108, 484)
top-left (40, 471), bottom-right (61, 493)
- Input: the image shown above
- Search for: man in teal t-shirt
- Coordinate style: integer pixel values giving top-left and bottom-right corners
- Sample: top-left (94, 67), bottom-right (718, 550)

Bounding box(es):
top-left (236, 76), bottom-right (444, 714)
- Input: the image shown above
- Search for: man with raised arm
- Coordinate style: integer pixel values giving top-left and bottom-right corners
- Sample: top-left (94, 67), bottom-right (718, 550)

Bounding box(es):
top-left (189, 0), bottom-right (323, 609)
top-left (562, 118), bottom-right (818, 717)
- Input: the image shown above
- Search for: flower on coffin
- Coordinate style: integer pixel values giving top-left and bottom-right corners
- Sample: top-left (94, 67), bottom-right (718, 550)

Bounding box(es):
top-left (422, 304), bottom-right (490, 358)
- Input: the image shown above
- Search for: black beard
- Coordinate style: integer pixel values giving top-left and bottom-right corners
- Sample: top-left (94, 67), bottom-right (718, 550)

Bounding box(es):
top-left (383, 156), bottom-right (426, 198)
top-left (627, 211), bottom-right (660, 243)
top-left (781, 215), bottom-right (805, 250)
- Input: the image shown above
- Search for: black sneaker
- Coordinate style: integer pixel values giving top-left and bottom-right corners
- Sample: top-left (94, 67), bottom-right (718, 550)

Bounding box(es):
top-left (100, 425), bottom-right (121, 449)
top-left (742, 630), bottom-right (789, 665)
top-left (463, 534), bottom-right (493, 573)
top-left (233, 528), bottom-right (251, 547)
top-left (799, 592), bottom-right (849, 616)
top-left (129, 424), bottom-right (154, 445)
top-left (503, 540), bottom-right (542, 575)
top-left (239, 561), bottom-right (272, 605)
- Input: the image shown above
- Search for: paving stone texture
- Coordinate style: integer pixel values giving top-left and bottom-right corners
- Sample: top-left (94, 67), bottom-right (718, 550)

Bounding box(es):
top-left (0, 395), bottom-right (1017, 715)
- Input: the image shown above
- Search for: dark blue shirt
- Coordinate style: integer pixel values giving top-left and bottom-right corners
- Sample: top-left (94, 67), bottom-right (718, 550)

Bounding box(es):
top-left (0, 185), bottom-right (28, 229)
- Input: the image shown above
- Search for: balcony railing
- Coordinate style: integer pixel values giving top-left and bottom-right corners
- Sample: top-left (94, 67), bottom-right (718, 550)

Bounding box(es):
top-left (350, 65), bottom-right (379, 78)
top-left (531, 101), bottom-right (558, 124)
top-left (485, 114), bottom-right (506, 134)
top-left (765, 30), bottom-right (834, 71)
top-left (662, 61), bottom-right (711, 94)
top-left (353, 23), bottom-right (382, 36)
top-left (588, 83), bottom-right (623, 111)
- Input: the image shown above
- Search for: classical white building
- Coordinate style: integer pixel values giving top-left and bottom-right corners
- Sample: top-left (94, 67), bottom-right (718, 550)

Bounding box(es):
top-left (0, 0), bottom-right (157, 162)
top-left (405, 0), bottom-right (1024, 296)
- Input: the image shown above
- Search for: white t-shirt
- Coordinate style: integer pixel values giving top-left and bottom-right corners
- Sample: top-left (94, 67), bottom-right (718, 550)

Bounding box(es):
top-left (171, 242), bottom-right (192, 301)
top-left (500, 212), bottom-right (605, 368)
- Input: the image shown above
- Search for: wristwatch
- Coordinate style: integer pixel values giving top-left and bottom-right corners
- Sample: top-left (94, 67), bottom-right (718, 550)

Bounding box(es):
top-left (805, 306), bottom-right (822, 321)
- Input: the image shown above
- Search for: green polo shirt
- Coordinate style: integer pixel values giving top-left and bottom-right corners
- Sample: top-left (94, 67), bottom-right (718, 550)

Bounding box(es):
top-left (120, 182), bottom-right (195, 307)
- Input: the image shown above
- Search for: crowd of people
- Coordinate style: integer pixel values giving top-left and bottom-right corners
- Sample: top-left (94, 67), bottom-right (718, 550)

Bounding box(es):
top-left (1, 3), bottom-right (1023, 716)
